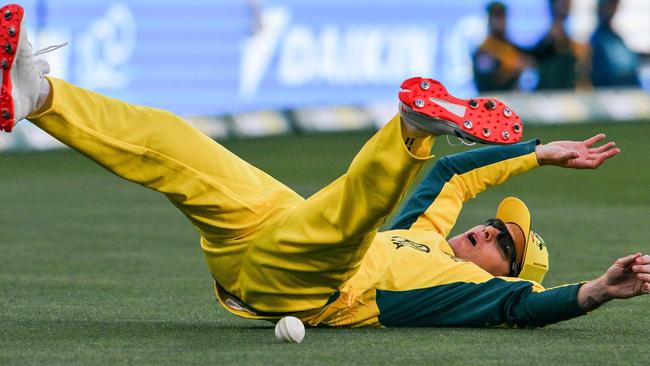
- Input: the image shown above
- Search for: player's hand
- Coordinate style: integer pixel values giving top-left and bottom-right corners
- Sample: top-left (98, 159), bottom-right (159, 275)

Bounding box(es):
top-left (535, 134), bottom-right (620, 169)
top-left (632, 254), bottom-right (650, 295)
top-left (601, 253), bottom-right (650, 299)
top-left (577, 253), bottom-right (650, 312)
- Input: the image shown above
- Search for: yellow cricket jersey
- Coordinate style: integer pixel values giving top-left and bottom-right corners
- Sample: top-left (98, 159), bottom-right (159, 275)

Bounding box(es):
top-left (216, 140), bottom-right (586, 327)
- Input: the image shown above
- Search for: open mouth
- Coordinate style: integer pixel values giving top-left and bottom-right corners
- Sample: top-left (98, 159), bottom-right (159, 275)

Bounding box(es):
top-left (467, 233), bottom-right (477, 246)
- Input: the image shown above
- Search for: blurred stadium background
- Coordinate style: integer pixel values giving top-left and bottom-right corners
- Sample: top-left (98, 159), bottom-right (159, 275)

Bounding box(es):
top-left (2, 1), bottom-right (650, 365)
top-left (1, 0), bottom-right (649, 151)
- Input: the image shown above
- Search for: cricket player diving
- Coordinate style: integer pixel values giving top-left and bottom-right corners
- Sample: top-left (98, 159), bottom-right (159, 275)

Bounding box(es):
top-left (1, 3), bottom-right (648, 329)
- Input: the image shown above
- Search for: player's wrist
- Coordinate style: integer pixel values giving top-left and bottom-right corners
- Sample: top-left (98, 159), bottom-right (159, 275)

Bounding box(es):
top-left (534, 144), bottom-right (552, 165)
top-left (578, 277), bottom-right (612, 312)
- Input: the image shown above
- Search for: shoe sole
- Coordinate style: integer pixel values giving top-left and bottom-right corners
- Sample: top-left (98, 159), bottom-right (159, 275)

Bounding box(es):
top-left (398, 77), bottom-right (523, 144)
top-left (0, 3), bottom-right (24, 133)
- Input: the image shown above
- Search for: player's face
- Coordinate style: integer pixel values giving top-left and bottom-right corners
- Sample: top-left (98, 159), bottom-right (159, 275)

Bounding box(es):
top-left (447, 219), bottom-right (525, 277)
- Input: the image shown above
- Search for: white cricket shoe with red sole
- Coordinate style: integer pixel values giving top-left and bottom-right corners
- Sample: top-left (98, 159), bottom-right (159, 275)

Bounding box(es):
top-left (399, 77), bottom-right (523, 144)
top-left (0, 4), bottom-right (44, 133)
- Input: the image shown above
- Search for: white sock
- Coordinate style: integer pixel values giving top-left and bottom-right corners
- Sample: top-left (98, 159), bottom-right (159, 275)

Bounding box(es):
top-left (35, 77), bottom-right (51, 112)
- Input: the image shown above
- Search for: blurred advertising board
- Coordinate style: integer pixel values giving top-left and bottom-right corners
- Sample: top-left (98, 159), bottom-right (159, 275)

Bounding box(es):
top-left (1, 0), bottom-right (648, 152)
top-left (20, 0), bottom-right (555, 116)
top-left (18, 0), bottom-right (650, 117)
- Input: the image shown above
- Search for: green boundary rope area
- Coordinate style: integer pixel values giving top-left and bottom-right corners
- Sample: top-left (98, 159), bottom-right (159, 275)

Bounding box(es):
top-left (1, 122), bottom-right (649, 365)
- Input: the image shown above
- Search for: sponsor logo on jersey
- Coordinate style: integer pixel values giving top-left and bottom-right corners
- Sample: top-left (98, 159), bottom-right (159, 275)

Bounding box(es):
top-left (390, 236), bottom-right (430, 253)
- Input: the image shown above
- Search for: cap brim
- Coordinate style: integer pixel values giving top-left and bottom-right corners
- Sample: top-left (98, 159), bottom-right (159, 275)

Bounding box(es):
top-left (495, 197), bottom-right (531, 271)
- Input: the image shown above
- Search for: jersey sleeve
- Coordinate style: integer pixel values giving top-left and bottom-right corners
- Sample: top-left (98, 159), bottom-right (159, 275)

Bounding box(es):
top-left (390, 139), bottom-right (540, 236)
top-left (376, 278), bottom-right (586, 328)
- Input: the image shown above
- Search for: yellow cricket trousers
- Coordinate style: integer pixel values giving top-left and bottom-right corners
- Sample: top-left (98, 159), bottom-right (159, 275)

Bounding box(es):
top-left (29, 78), bottom-right (434, 313)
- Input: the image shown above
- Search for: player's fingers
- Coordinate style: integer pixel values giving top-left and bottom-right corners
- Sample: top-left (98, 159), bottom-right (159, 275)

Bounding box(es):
top-left (616, 253), bottom-right (642, 267)
top-left (604, 147), bottom-right (621, 158)
top-left (590, 147), bottom-right (621, 159)
top-left (632, 264), bottom-right (650, 273)
top-left (587, 148), bottom-right (621, 168)
top-left (588, 142), bottom-right (616, 154)
top-left (636, 273), bottom-right (650, 282)
top-left (583, 133), bottom-right (606, 147)
top-left (634, 254), bottom-right (650, 264)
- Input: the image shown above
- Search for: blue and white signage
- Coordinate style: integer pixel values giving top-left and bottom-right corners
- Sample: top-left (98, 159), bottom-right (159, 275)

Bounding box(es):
top-left (20, 0), bottom-right (647, 116)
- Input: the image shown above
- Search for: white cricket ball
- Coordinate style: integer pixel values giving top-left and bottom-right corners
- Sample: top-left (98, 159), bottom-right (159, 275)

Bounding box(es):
top-left (274, 316), bottom-right (305, 343)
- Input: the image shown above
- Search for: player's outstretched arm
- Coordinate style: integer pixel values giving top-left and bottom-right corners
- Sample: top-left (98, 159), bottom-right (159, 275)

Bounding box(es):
top-left (577, 253), bottom-right (650, 312)
top-left (535, 133), bottom-right (620, 169)
top-left (390, 140), bottom-right (539, 233)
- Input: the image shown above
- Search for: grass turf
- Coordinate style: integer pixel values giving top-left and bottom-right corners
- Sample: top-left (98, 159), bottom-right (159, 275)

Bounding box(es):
top-left (1, 121), bottom-right (649, 365)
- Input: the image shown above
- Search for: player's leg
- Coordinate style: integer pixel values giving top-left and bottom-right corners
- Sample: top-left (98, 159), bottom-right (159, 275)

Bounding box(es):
top-left (238, 113), bottom-right (436, 313)
top-left (237, 80), bottom-right (525, 313)
top-left (1, 5), bottom-right (303, 250)
top-left (30, 78), bottom-right (303, 242)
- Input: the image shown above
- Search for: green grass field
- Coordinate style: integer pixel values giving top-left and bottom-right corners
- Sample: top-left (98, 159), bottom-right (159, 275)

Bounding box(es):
top-left (1, 121), bottom-right (649, 365)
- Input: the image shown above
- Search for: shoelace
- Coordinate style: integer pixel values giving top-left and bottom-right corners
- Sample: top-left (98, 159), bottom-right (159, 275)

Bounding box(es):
top-left (34, 42), bottom-right (69, 57)
top-left (446, 135), bottom-right (476, 147)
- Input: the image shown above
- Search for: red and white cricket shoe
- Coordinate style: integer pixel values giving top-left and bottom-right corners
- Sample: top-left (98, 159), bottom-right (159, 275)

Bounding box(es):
top-left (399, 77), bottom-right (523, 144)
top-left (0, 4), bottom-right (45, 133)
